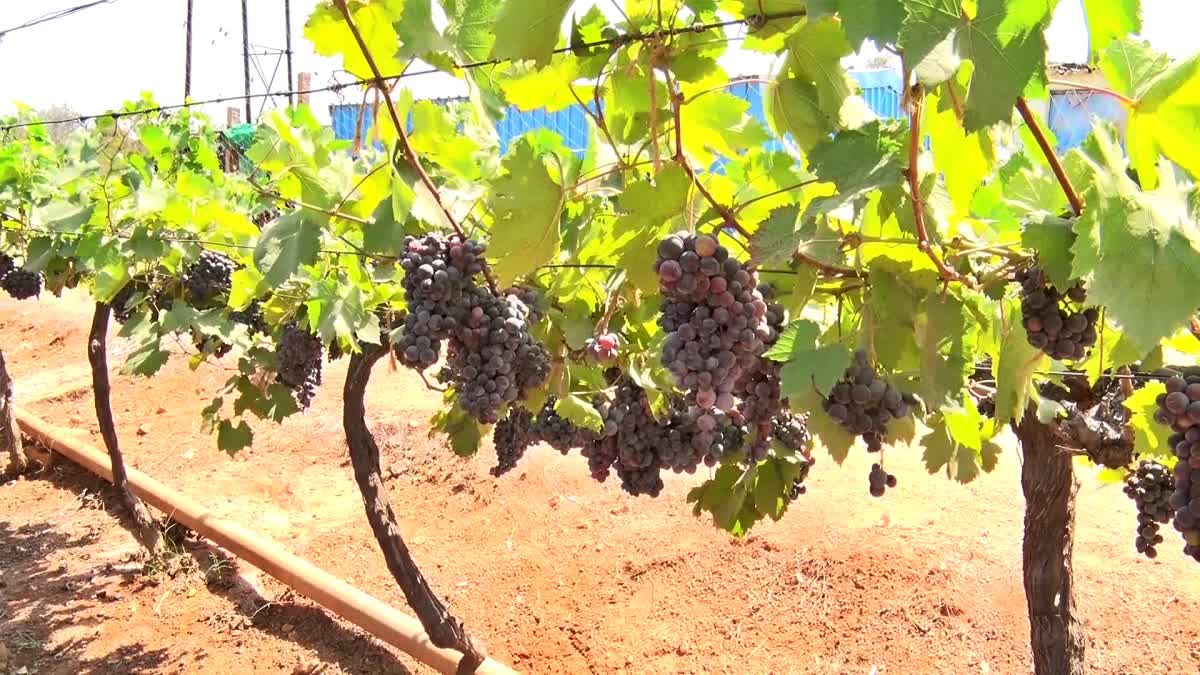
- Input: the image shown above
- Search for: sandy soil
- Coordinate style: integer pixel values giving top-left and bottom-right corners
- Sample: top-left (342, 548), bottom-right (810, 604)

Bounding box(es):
top-left (2, 290), bottom-right (1199, 674)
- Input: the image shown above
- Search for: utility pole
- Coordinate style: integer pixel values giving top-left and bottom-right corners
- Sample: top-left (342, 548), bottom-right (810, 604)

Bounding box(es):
top-left (284, 0), bottom-right (294, 107)
top-left (184, 0), bottom-right (193, 99)
top-left (241, 0), bottom-right (251, 123)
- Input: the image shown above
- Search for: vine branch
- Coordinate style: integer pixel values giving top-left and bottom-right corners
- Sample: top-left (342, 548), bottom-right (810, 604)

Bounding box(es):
top-left (333, 0), bottom-right (499, 295)
top-left (906, 85), bottom-right (962, 283)
top-left (1047, 80), bottom-right (1137, 106)
top-left (1016, 96), bottom-right (1084, 217)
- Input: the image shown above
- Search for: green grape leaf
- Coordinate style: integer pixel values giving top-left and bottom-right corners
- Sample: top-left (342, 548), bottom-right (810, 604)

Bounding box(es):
top-left (443, 0), bottom-right (501, 63)
top-left (409, 101), bottom-right (482, 180)
top-left (1021, 215), bottom-right (1076, 289)
top-left (792, 389), bottom-right (856, 464)
top-left (771, 320), bottom-right (852, 397)
top-left (430, 397), bottom-right (484, 457)
top-left (487, 139), bottom-right (566, 286)
top-left (253, 211), bottom-right (321, 288)
top-left (489, 0), bottom-right (571, 67)
top-left (498, 57), bottom-right (581, 112)
top-left (611, 165), bottom-right (690, 295)
top-left (1071, 125), bottom-right (1200, 354)
top-left (925, 90), bottom-right (994, 214)
top-left (863, 256), bottom-right (935, 373)
top-left (689, 463), bottom-right (762, 536)
top-left (217, 420), bottom-right (254, 455)
top-left (1080, 0), bottom-right (1141, 63)
top-left (680, 92), bottom-right (769, 168)
top-left (229, 268), bottom-right (265, 311)
top-left (395, 0), bottom-right (449, 62)
top-left (1003, 162), bottom-right (1069, 220)
top-left (991, 297), bottom-right (1045, 425)
top-left (555, 395), bottom-right (604, 433)
top-left (1125, 381), bottom-right (1173, 461)
top-left (120, 315), bottom-right (170, 377)
top-left (915, 291), bottom-right (978, 409)
top-left (93, 262), bottom-right (130, 305)
top-left (900, 0), bottom-right (1054, 130)
top-left (1126, 53), bottom-right (1200, 187)
top-left (805, 121), bottom-right (905, 218)
top-left (768, 17), bottom-right (871, 149)
top-left (305, 0), bottom-right (403, 79)
top-left (809, 0), bottom-right (904, 48)
top-left (1099, 38), bottom-right (1170, 98)
top-left (752, 458), bottom-right (787, 522)
top-left (922, 397), bottom-right (991, 483)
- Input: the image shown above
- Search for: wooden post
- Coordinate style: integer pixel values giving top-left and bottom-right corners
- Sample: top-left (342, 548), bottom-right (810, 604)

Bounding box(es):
top-left (0, 349), bottom-right (27, 475)
top-left (298, 72), bottom-right (312, 106)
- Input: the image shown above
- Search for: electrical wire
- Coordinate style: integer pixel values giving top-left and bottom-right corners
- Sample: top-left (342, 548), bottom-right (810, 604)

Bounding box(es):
top-left (0, 0), bottom-right (117, 39)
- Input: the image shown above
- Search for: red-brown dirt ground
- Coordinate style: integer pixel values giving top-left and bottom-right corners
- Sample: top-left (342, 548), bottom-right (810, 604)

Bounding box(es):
top-left (2, 290), bottom-right (1199, 674)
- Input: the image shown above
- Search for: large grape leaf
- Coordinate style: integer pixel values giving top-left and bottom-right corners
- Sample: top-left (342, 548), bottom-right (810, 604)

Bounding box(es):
top-left (925, 91), bottom-right (994, 214)
top-left (863, 257), bottom-right (929, 373)
top-left (1080, 0), bottom-right (1141, 64)
top-left (1125, 54), bottom-right (1200, 187)
top-left (305, 0), bottom-right (403, 79)
top-left (610, 165), bottom-right (690, 294)
top-left (680, 92), bottom-right (770, 168)
top-left (767, 17), bottom-right (871, 149)
top-left (899, 0), bottom-right (1055, 130)
top-left (808, 0), bottom-right (904, 48)
top-left (748, 204), bottom-right (843, 269)
top-left (1021, 215), bottom-right (1076, 289)
top-left (409, 101), bottom-right (482, 181)
top-left (489, 0), bottom-right (571, 67)
top-left (1124, 382), bottom-right (1173, 462)
top-left (915, 290), bottom-right (980, 409)
top-left (1099, 38), bottom-right (1170, 99)
top-left (791, 389), bottom-right (856, 464)
top-left (1070, 125), bottom-right (1200, 354)
top-left (394, 0), bottom-right (449, 63)
top-left (430, 395), bottom-right (484, 457)
top-left (253, 211), bottom-right (322, 288)
top-left (498, 57), bottom-right (581, 112)
top-left (804, 121), bottom-right (905, 218)
top-left (688, 463), bottom-right (763, 537)
top-left (922, 397), bottom-right (1000, 483)
top-left (768, 320), bottom-right (852, 397)
top-left (218, 421), bottom-right (254, 455)
top-left (486, 139), bottom-right (565, 286)
top-left (991, 297), bottom-right (1045, 425)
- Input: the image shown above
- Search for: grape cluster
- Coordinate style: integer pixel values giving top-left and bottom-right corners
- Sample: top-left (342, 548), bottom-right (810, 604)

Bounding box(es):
top-left (868, 463), bottom-right (898, 498)
top-left (441, 287), bottom-right (550, 423)
top-left (490, 407), bottom-right (536, 476)
top-left (184, 251), bottom-right (236, 304)
top-left (1154, 368), bottom-right (1200, 561)
top-left (736, 284), bottom-right (788, 461)
top-left (1125, 460), bottom-right (1173, 559)
top-left (585, 333), bottom-right (620, 363)
top-left (275, 323), bottom-right (324, 408)
top-left (535, 398), bottom-right (597, 453)
top-left (110, 283), bottom-right (141, 324)
top-left (1016, 267), bottom-right (1097, 361)
top-left (656, 232), bottom-right (772, 410)
top-left (230, 302), bottom-right (269, 336)
top-left (394, 235), bottom-right (549, 423)
top-left (823, 350), bottom-right (915, 452)
top-left (0, 256), bottom-right (43, 300)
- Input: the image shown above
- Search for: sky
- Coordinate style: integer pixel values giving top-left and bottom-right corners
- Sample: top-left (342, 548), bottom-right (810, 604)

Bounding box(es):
top-left (0, 0), bottom-right (1197, 125)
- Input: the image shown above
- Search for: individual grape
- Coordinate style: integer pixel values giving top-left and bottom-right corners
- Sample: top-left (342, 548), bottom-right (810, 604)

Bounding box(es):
top-left (1015, 266), bottom-right (1097, 361)
top-left (275, 322), bottom-right (324, 408)
top-left (586, 333), bottom-right (620, 363)
top-left (1125, 460), bottom-right (1173, 560)
top-left (183, 250), bottom-right (236, 304)
top-left (0, 267), bottom-right (43, 300)
top-left (491, 407), bottom-right (536, 476)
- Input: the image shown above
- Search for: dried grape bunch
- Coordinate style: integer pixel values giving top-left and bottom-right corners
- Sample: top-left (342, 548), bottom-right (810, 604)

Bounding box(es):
top-left (1015, 266), bottom-right (1098, 361)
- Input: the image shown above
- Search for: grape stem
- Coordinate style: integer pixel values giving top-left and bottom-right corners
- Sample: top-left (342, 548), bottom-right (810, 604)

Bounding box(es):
top-left (332, 0), bottom-right (500, 296)
top-left (1015, 97), bottom-right (1084, 217)
top-left (906, 84), bottom-right (963, 284)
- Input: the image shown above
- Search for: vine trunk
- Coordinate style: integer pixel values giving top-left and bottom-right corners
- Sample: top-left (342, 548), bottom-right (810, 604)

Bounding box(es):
top-left (0, 348), bottom-right (28, 475)
top-left (88, 302), bottom-right (160, 549)
top-left (1015, 405), bottom-right (1085, 675)
top-left (343, 343), bottom-right (486, 674)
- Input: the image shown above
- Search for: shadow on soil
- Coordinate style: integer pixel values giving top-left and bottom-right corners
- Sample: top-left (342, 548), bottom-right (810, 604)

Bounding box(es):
top-left (1, 452), bottom-right (414, 674)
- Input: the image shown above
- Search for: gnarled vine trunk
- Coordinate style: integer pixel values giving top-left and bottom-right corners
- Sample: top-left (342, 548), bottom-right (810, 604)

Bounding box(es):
top-left (88, 302), bottom-right (159, 549)
top-left (344, 343), bottom-right (485, 674)
top-left (0, 349), bottom-right (28, 475)
top-left (1015, 405), bottom-right (1085, 675)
